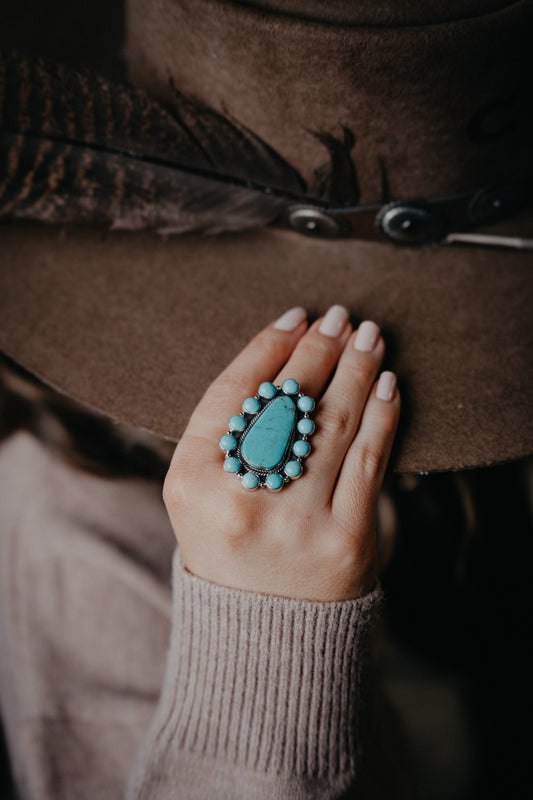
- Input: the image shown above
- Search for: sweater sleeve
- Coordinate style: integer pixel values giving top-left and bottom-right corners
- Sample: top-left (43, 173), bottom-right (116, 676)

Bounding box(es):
top-left (128, 549), bottom-right (383, 800)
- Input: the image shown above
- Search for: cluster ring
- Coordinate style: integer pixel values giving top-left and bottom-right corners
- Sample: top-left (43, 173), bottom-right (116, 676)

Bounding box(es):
top-left (219, 379), bottom-right (316, 491)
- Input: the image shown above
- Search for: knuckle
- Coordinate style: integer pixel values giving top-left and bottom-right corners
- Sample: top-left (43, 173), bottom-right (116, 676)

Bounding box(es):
top-left (356, 442), bottom-right (384, 482)
top-left (254, 329), bottom-right (289, 364)
top-left (214, 370), bottom-right (249, 399)
top-left (298, 334), bottom-right (336, 364)
top-left (217, 498), bottom-right (257, 544)
top-left (369, 405), bottom-right (399, 441)
top-left (162, 465), bottom-right (189, 511)
top-left (322, 531), bottom-right (355, 564)
top-left (330, 514), bottom-right (377, 559)
top-left (319, 405), bottom-right (352, 437)
top-left (162, 472), bottom-right (174, 508)
top-left (352, 359), bottom-right (378, 386)
top-left (164, 465), bottom-right (255, 543)
top-left (321, 531), bottom-right (377, 594)
top-left (380, 412), bottom-right (399, 438)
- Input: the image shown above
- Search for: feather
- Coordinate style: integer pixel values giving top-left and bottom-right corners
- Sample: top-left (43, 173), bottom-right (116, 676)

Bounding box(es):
top-left (0, 49), bottom-right (309, 234)
top-left (310, 127), bottom-right (360, 206)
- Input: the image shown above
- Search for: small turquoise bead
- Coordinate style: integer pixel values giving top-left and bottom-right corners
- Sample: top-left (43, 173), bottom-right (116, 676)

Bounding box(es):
top-left (258, 381), bottom-right (277, 399)
top-left (223, 456), bottom-right (241, 474)
top-left (242, 396), bottom-right (261, 414)
top-left (282, 378), bottom-right (299, 395)
top-left (219, 434), bottom-right (237, 452)
top-left (292, 440), bottom-right (311, 458)
top-left (242, 472), bottom-right (260, 490)
top-left (284, 460), bottom-right (302, 479)
top-left (229, 414), bottom-right (247, 432)
top-left (297, 396), bottom-right (315, 413)
top-left (266, 473), bottom-right (284, 491)
top-left (297, 418), bottom-right (315, 435)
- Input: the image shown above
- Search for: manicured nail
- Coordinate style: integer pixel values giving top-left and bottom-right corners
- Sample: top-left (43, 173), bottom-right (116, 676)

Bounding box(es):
top-left (354, 320), bottom-right (380, 352)
top-left (274, 306), bottom-right (307, 331)
top-left (318, 305), bottom-right (349, 338)
top-left (376, 371), bottom-right (397, 401)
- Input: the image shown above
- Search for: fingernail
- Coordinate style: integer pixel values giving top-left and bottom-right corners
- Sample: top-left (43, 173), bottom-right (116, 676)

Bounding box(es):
top-left (354, 320), bottom-right (380, 352)
top-left (274, 306), bottom-right (307, 331)
top-left (318, 305), bottom-right (349, 338)
top-left (376, 372), bottom-right (397, 401)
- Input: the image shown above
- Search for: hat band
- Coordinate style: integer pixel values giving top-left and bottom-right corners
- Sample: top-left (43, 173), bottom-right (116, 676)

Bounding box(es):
top-left (1, 47), bottom-right (530, 250)
top-left (280, 180), bottom-right (532, 247)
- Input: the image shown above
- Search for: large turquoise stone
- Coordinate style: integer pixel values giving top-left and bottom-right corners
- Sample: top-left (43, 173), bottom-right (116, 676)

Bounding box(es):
top-left (241, 396), bottom-right (296, 470)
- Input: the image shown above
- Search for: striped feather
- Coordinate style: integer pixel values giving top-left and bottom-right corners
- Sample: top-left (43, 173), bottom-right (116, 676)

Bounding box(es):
top-left (0, 49), bottom-right (308, 233)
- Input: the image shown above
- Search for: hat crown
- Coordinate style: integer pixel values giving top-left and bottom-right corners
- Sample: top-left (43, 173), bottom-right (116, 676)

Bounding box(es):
top-left (127, 0), bottom-right (532, 205)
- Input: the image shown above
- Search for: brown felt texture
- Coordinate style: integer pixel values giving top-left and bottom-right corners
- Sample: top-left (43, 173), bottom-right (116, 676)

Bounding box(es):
top-left (1, 216), bottom-right (532, 473)
top-left (1, 0), bottom-right (532, 471)
top-left (127, 0), bottom-right (532, 204)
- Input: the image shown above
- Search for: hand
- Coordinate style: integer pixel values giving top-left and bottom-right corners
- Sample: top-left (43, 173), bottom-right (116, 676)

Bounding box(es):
top-left (164, 305), bottom-right (400, 601)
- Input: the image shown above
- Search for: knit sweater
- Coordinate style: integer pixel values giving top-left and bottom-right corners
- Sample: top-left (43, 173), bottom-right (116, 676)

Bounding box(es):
top-left (0, 432), bottom-right (386, 799)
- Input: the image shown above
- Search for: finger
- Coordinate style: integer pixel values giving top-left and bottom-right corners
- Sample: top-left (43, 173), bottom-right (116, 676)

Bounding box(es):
top-left (187, 306), bottom-right (308, 440)
top-left (332, 371), bottom-right (400, 534)
top-left (308, 321), bottom-right (385, 499)
top-left (275, 304), bottom-right (352, 400)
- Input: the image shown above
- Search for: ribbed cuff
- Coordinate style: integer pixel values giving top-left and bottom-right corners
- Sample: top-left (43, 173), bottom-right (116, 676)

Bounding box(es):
top-left (156, 550), bottom-right (383, 781)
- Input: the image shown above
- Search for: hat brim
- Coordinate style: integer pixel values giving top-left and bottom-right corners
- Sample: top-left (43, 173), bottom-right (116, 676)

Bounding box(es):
top-left (1, 212), bottom-right (532, 473)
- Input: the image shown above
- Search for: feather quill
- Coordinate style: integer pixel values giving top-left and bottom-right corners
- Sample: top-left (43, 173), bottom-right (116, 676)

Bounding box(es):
top-left (0, 49), bottom-right (309, 234)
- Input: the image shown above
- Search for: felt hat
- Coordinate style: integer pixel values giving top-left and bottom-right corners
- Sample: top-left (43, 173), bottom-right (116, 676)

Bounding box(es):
top-left (0, 0), bottom-right (532, 472)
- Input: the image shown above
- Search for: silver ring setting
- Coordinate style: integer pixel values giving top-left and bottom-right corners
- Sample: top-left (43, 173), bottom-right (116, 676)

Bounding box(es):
top-left (219, 379), bottom-right (315, 491)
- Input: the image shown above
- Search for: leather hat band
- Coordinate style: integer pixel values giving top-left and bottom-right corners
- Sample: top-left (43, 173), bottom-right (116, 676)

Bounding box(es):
top-left (280, 179), bottom-right (531, 246)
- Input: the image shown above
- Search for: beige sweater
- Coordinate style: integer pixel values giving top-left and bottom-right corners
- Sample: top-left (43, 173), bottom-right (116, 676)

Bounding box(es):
top-left (0, 432), bottom-right (389, 799)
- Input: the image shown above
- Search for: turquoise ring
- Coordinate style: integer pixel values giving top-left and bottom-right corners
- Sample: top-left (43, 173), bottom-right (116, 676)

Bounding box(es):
top-left (219, 379), bottom-right (316, 491)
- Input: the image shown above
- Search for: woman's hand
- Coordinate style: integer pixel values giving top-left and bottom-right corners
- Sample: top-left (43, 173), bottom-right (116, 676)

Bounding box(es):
top-left (164, 304), bottom-right (400, 601)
